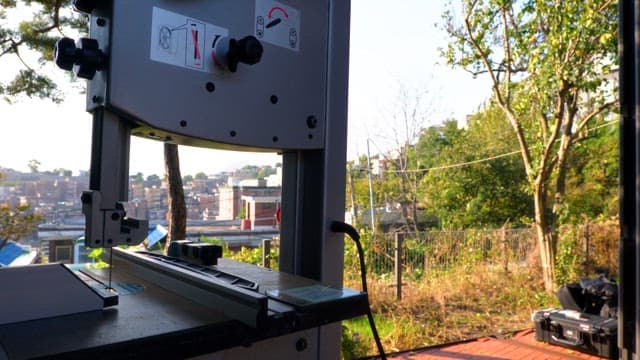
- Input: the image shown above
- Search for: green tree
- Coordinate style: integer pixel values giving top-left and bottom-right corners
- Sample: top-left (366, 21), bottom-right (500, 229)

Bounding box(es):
top-left (131, 172), bottom-right (144, 185)
top-left (182, 174), bottom-right (193, 183)
top-left (442, 0), bottom-right (618, 291)
top-left (419, 110), bottom-right (531, 228)
top-left (27, 159), bottom-right (41, 173)
top-left (194, 172), bottom-right (208, 180)
top-left (0, 204), bottom-right (40, 251)
top-left (145, 174), bottom-right (161, 187)
top-left (0, 1), bottom-right (85, 102)
top-left (53, 168), bottom-right (72, 177)
top-left (560, 123), bottom-right (619, 223)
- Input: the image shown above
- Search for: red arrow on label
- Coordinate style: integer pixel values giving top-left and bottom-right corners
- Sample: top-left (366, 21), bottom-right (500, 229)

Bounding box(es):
top-left (268, 6), bottom-right (288, 19)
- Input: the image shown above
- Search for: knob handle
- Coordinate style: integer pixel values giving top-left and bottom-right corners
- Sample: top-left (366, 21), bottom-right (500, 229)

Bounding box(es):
top-left (54, 37), bottom-right (79, 71)
top-left (54, 37), bottom-right (106, 80)
top-left (72, 0), bottom-right (96, 14)
top-left (75, 38), bottom-right (106, 79)
top-left (227, 36), bottom-right (263, 73)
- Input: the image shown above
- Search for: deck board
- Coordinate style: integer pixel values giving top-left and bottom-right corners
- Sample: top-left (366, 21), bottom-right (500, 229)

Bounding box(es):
top-left (379, 329), bottom-right (607, 360)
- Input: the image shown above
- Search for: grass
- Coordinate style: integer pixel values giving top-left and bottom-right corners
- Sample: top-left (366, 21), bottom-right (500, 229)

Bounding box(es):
top-left (341, 263), bottom-right (557, 358)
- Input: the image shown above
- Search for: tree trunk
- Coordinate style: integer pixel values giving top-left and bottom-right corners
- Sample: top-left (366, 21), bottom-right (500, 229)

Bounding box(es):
top-left (533, 178), bottom-right (556, 292)
top-left (163, 143), bottom-right (186, 255)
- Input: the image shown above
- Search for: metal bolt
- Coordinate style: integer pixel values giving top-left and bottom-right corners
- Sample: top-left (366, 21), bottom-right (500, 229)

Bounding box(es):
top-left (295, 338), bottom-right (308, 352)
top-left (306, 115), bottom-right (318, 129)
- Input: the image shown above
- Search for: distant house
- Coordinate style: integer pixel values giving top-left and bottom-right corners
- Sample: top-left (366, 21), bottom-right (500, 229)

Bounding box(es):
top-left (0, 241), bottom-right (38, 267)
top-left (241, 195), bottom-right (280, 229)
top-left (41, 236), bottom-right (76, 263)
top-left (217, 179), bottom-right (281, 221)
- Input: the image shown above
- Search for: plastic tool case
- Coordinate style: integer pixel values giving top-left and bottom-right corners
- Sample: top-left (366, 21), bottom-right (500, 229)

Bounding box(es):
top-left (533, 308), bottom-right (617, 359)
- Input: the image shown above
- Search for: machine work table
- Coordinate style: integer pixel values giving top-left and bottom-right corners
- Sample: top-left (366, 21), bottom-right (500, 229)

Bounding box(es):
top-left (0, 250), bottom-right (368, 359)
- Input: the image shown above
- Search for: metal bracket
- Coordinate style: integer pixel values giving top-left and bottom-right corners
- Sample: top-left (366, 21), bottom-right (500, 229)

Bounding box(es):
top-left (82, 190), bottom-right (147, 248)
top-left (82, 107), bottom-right (149, 248)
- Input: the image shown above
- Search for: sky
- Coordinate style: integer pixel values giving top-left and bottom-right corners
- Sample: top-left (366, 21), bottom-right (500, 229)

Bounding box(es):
top-left (0, 0), bottom-right (490, 177)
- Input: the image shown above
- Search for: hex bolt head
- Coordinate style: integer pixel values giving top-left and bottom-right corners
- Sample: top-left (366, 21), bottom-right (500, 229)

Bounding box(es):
top-left (295, 338), bottom-right (308, 352)
top-left (306, 115), bottom-right (318, 129)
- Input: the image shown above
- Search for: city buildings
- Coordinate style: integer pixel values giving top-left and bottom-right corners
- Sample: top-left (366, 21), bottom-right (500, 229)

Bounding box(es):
top-left (0, 164), bottom-right (282, 262)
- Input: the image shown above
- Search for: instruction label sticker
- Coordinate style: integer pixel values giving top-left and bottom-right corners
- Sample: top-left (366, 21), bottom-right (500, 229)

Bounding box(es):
top-left (255, 0), bottom-right (300, 51)
top-left (150, 7), bottom-right (228, 71)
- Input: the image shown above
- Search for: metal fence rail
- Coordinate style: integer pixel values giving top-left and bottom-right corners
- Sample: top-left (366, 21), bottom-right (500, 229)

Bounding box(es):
top-left (361, 228), bottom-right (535, 277)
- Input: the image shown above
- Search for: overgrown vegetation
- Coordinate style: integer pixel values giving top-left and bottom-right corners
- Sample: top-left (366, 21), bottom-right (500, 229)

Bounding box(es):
top-left (342, 265), bottom-right (555, 356)
top-left (339, 222), bottom-right (617, 358)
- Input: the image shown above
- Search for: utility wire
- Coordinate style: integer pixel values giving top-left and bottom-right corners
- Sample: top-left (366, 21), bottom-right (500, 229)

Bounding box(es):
top-left (382, 151), bottom-right (521, 174)
top-left (360, 119), bottom-right (619, 175)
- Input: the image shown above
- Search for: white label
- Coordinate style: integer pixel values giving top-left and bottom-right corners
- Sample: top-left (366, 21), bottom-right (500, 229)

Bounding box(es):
top-left (254, 0), bottom-right (301, 51)
top-left (150, 7), bottom-right (228, 71)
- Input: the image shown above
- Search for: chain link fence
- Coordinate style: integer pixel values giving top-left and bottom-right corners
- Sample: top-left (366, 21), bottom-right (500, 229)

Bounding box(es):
top-left (338, 223), bottom-right (619, 299)
top-left (352, 228), bottom-right (534, 277)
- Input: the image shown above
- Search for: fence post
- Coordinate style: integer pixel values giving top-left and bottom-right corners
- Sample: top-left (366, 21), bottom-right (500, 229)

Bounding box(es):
top-left (582, 222), bottom-right (590, 275)
top-left (262, 238), bottom-right (271, 268)
top-left (395, 232), bottom-right (404, 301)
top-left (501, 227), bottom-right (508, 272)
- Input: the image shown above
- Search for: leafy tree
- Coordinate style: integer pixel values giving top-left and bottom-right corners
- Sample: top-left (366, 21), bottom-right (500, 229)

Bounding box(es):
top-left (442, 0), bottom-right (618, 291)
top-left (0, 0), bottom-right (85, 102)
top-left (145, 174), bottom-right (161, 187)
top-left (194, 172), bottom-right (208, 180)
top-left (53, 168), bottom-right (72, 177)
top-left (419, 109), bottom-right (531, 228)
top-left (131, 172), bottom-right (144, 185)
top-left (27, 159), bottom-right (41, 173)
top-left (182, 174), bottom-right (193, 183)
top-left (0, 204), bottom-right (40, 251)
top-left (560, 123), bottom-right (618, 223)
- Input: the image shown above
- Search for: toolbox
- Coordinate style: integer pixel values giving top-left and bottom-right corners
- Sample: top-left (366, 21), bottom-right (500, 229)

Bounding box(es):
top-left (533, 308), bottom-right (617, 359)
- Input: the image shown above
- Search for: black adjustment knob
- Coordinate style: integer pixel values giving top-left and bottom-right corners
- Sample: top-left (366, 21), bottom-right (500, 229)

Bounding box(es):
top-left (75, 38), bottom-right (106, 79)
top-left (72, 0), bottom-right (108, 14)
top-left (227, 35), bottom-right (263, 73)
top-left (54, 37), bottom-right (106, 80)
top-left (72, 0), bottom-right (96, 14)
top-left (54, 37), bottom-right (79, 71)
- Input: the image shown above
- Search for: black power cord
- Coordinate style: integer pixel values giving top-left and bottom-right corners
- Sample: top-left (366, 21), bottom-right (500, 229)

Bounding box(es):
top-left (331, 221), bottom-right (387, 360)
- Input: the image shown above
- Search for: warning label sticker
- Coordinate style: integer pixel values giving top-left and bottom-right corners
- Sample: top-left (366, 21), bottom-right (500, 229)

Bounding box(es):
top-left (255, 0), bottom-right (301, 52)
top-left (150, 7), bottom-right (228, 71)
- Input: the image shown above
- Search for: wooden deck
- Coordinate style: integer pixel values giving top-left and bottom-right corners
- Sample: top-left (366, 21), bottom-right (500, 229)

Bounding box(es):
top-left (376, 329), bottom-right (607, 360)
